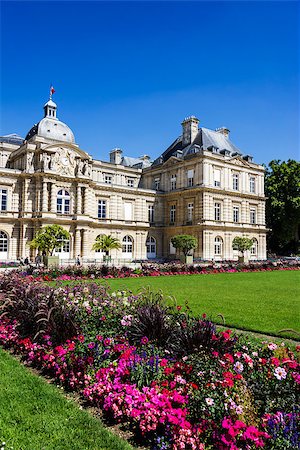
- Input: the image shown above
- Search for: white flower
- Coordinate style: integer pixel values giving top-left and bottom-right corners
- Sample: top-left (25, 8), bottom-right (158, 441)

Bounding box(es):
top-left (274, 367), bottom-right (287, 380)
top-left (234, 361), bottom-right (244, 373)
top-left (205, 397), bottom-right (214, 406)
top-left (111, 292), bottom-right (116, 297)
top-left (235, 405), bottom-right (243, 415)
top-left (268, 343), bottom-right (278, 351)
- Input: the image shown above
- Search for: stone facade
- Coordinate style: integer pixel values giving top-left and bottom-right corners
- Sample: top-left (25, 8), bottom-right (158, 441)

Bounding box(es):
top-left (0, 99), bottom-right (267, 261)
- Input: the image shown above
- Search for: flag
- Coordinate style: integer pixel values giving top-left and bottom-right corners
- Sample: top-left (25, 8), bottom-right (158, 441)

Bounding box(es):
top-left (50, 85), bottom-right (55, 96)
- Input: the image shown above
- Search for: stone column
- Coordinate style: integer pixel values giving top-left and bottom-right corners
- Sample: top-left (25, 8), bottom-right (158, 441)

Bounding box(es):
top-left (81, 229), bottom-right (90, 258)
top-left (224, 232), bottom-right (232, 259)
top-left (73, 228), bottom-right (81, 258)
top-left (21, 224), bottom-right (27, 258)
top-left (50, 183), bottom-right (56, 212)
top-left (42, 181), bottom-right (48, 211)
top-left (77, 185), bottom-right (82, 215)
top-left (203, 162), bottom-right (209, 187)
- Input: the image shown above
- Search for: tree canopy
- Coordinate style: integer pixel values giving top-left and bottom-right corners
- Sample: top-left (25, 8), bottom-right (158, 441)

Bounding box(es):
top-left (171, 235), bottom-right (198, 257)
top-left (29, 225), bottom-right (70, 256)
top-left (265, 160), bottom-right (300, 255)
top-left (232, 237), bottom-right (254, 254)
top-left (92, 234), bottom-right (121, 256)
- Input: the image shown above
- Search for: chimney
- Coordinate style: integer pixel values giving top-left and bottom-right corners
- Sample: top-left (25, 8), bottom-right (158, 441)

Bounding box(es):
top-left (110, 148), bottom-right (123, 165)
top-left (181, 116), bottom-right (199, 146)
top-left (216, 127), bottom-right (230, 138)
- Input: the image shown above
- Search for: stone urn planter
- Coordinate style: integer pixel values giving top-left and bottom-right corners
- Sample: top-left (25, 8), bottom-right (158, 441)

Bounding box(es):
top-left (181, 255), bottom-right (194, 264)
top-left (43, 255), bottom-right (60, 268)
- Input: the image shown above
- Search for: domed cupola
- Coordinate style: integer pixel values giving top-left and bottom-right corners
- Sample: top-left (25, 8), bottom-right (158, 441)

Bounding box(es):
top-left (25, 90), bottom-right (75, 144)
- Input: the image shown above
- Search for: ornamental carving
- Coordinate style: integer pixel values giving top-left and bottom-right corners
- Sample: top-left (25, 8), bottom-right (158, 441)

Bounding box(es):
top-left (51, 147), bottom-right (76, 176)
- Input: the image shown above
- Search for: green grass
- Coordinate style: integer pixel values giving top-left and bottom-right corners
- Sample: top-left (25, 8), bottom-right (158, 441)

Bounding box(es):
top-left (0, 348), bottom-right (134, 450)
top-left (101, 271), bottom-right (300, 338)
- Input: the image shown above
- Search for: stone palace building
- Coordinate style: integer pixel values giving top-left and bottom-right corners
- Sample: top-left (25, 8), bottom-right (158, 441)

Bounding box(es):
top-left (0, 96), bottom-right (267, 262)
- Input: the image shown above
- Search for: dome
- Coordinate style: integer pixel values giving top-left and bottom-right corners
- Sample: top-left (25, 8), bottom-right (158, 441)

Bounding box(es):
top-left (25, 96), bottom-right (75, 144)
top-left (25, 118), bottom-right (75, 143)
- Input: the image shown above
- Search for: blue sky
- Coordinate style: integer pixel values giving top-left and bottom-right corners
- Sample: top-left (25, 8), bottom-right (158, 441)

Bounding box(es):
top-left (1, 1), bottom-right (299, 164)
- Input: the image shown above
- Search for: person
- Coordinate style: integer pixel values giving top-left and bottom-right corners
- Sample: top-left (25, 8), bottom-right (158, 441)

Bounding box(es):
top-left (24, 256), bottom-right (30, 265)
top-left (76, 255), bottom-right (81, 266)
top-left (35, 254), bottom-right (42, 268)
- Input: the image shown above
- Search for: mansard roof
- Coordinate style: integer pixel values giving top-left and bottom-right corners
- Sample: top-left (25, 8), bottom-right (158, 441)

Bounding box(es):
top-left (152, 126), bottom-right (245, 166)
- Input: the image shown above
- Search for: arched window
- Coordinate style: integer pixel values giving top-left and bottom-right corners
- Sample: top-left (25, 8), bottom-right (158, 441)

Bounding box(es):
top-left (55, 237), bottom-right (70, 254)
top-left (94, 234), bottom-right (105, 253)
top-left (57, 189), bottom-right (70, 214)
top-left (169, 239), bottom-right (176, 255)
top-left (214, 236), bottom-right (223, 255)
top-left (251, 238), bottom-right (258, 255)
top-left (122, 235), bottom-right (133, 257)
top-left (0, 231), bottom-right (8, 258)
top-left (146, 236), bottom-right (156, 258)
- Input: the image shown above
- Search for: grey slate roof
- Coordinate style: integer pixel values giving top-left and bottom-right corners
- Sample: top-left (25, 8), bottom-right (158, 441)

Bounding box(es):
top-left (0, 133), bottom-right (24, 145)
top-left (122, 156), bottom-right (152, 169)
top-left (152, 127), bottom-right (243, 165)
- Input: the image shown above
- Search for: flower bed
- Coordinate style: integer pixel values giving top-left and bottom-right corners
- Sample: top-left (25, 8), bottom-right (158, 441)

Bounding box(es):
top-left (0, 273), bottom-right (299, 449)
top-left (14, 259), bottom-right (300, 282)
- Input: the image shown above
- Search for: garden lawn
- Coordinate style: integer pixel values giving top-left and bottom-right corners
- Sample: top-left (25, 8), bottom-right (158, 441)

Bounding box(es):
top-left (102, 270), bottom-right (300, 338)
top-left (0, 348), bottom-right (134, 450)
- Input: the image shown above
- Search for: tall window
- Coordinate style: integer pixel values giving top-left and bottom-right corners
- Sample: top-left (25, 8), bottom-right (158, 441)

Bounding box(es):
top-left (233, 206), bottom-right (239, 223)
top-left (214, 169), bottom-right (221, 187)
top-left (214, 202), bottom-right (221, 221)
top-left (170, 175), bottom-right (177, 190)
top-left (232, 173), bottom-right (239, 191)
top-left (122, 235), bottom-right (133, 254)
top-left (187, 169), bottom-right (194, 187)
top-left (250, 177), bottom-right (256, 193)
top-left (251, 238), bottom-right (258, 255)
top-left (187, 203), bottom-right (193, 223)
top-left (250, 208), bottom-right (256, 225)
top-left (148, 204), bottom-right (154, 223)
top-left (0, 189), bottom-right (7, 211)
top-left (154, 178), bottom-right (160, 190)
top-left (55, 238), bottom-right (70, 253)
top-left (214, 237), bottom-right (223, 255)
top-left (170, 205), bottom-right (176, 224)
top-left (146, 236), bottom-right (156, 256)
top-left (57, 189), bottom-right (70, 214)
top-left (98, 200), bottom-right (106, 219)
top-left (124, 202), bottom-right (133, 221)
top-left (0, 231), bottom-right (8, 253)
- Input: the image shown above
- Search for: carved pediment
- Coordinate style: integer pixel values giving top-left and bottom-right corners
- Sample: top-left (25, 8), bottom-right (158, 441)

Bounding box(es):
top-left (230, 156), bottom-right (251, 167)
top-left (162, 156), bottom-right (181, 168)
top-left (41, 146), bottom-right (92, 177)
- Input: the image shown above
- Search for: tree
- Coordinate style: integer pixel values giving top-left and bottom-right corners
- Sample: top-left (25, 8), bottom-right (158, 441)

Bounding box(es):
top-left (29, 225), bottom-right (70, 256)
top-left (171, 235), bottom-right (198, 257)
top-left (265, 160), bottom-right (300, 255)
top-left (232, 237), bottom-right (253, 256)
top-left (92, 234), bottom-right (121, 257)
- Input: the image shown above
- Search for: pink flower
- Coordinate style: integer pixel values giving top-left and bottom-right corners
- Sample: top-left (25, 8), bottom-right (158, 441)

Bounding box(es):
top-left (88, 342), bottom-right (95, 349)
top-left (141, 336), bottom-right (149, 345)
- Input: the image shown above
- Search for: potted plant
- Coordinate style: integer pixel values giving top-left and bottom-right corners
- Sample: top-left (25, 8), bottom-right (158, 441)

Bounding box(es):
top-left (92, 234), bottom-right (121, 263)
top-left (29, 225), bottom-right (70, 267)
top-left (232, 236), bottom-right (254, 264)
top-left (171, 234), bottom-right (197, 264)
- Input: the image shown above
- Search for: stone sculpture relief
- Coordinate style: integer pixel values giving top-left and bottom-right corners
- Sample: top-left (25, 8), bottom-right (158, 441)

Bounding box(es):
top-left (26, 153), bottom-right (34, 172)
